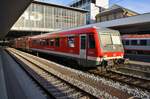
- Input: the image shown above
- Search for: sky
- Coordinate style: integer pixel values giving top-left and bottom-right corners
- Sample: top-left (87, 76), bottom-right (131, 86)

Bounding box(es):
top-left (40, 0), bottom-right (150, 14)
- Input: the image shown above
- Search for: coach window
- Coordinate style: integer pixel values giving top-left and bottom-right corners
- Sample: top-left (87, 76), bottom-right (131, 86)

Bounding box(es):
top-left (40, 39), bottom-right (43, 46)
top-left (49, 39), bottom-right (54, 46)
top-left (55, 38), bottom-right (60, 47)
top-left (125, 40), bottom-right (129, 45)
top-left (45, 39), bottom-right (49, 45)
top-left (122, 40), bottom-right (126, 45)
top-left (131, 40), bottom-right (137, 45)
top-left (88, 34), bottom-right (95, 48)
top-left (148, 40), bottom-right (150, 46)
top-left (40, 39), bottom-right (47, 46)
top-left (32, 40), bottom-right (37, 45)
top-left (68, 36), bottom-right (75, 48)
top-left (140, 40), bottom-right (147, 45)
top-left (33, 40), bottom-right (40, 45)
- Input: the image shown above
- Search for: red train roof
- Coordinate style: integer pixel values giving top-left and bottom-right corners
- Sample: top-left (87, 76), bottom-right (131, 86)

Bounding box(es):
top-left (29, 25), bottom-right (119, 39)
top-left (30, 27), bottom-right (97, 39)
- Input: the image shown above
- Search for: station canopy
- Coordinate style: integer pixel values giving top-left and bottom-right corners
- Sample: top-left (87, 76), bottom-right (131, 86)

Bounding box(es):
top-left (0, 0), bottom-right (33, 39)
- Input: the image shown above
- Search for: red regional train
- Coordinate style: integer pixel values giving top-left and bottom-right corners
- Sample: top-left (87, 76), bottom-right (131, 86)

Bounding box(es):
top-left (13, 25), bottom-right (124, 67)
top-left (122, 34), bottom-right (150, 55)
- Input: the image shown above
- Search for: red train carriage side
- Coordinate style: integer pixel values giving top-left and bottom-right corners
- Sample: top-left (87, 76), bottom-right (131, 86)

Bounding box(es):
top-left (122, 34), bottom-right (150, 54)
top-left (14, 25), bottom-right (124, 67)
top-left (29, 26), bottom-right (124, 67)
top-left (14, 36), bottom-right (30, 50)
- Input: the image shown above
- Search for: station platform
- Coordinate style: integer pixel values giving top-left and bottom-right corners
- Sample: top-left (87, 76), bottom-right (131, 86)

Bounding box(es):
top-left (0, 47), bottom-right (47, 99)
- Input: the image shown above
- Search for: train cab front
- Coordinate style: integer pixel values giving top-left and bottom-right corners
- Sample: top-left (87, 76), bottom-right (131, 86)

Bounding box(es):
top-left (98, 30), bottom-right (125, 67)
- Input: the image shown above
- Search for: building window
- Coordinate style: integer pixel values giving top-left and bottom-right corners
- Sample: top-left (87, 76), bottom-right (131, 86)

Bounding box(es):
top-left (116, 12), bottom-right (123, 19)
top-left (55, 38), bottom-right (60, 47)
top-left (101, 16), bottom-right (107, 22)
top-left (108, 14), bottom-right (114, 20)
top-left (88, 34), bottom-right (95, 48)
top-left (68, 36), bottom-right (75, 48)
top-left (91, 0), bottom-right (96, 4)
top-left (49, 38), bottom-right (54, 46)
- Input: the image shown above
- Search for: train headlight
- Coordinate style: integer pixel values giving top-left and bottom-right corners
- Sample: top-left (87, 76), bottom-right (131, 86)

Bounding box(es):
top-left (104, 54), bottom-right (107, 58)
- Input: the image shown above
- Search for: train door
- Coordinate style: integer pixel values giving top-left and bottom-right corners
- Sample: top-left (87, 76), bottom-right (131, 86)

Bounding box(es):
top-left (26, 38), bottom-right (29, 50)
top-left (79, 34), bottom-right (87, 61)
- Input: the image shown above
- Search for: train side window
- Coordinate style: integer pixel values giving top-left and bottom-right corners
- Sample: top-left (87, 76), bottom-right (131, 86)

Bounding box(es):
top-left (49, 39), bottom-right (54, 46)
top-left (140, 40), bottom-right (147, 45)
top-left (88, 34), bottom-right (95, 48)
top-left (40, 39), bottom-right (47, 46)
top-left (32, 40), bottom-right (37, 45)
top-left (45, 39), bottom-right (49, 46)
top-left (131, 40), bottom-right (137, 45)
top-left (33, 39), bottom-right (40, 45)
top-left (68, 36), bottom-right (75, 48)
top-left (148, 40), bottom-right (150, 46)
top-left (55, 38), bottom-right (60, 47)
top-left (122, 40), bottom-right (126, 45)
top-left (125, 40), bottom-right (129, 45)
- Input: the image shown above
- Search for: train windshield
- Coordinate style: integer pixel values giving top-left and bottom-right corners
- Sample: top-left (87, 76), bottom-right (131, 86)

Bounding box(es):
top-left (100, 34), bottom-right (121, 46)
top-left (100, 34), bottom-right (113, 45)
top-left (99, 32), bottom-right (123, 52)
top-left (111, 35), bottom-right (122, 45)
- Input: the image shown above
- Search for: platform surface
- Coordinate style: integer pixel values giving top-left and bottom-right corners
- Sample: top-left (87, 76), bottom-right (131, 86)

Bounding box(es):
top-left (0, 47), bottom-right (47, 99)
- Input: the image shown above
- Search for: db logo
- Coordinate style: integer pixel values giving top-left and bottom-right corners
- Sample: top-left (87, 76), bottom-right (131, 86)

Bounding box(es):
top-left (22, 11), bottom-right (42, 21)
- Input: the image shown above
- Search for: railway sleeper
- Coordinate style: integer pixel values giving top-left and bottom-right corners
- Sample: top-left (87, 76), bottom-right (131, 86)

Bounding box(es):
top-left (132, 81), bottom-right (142, 85)
top-left (140, 83), bottom-right (150, 87)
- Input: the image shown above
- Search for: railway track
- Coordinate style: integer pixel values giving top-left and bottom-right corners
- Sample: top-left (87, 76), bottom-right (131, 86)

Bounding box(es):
top-left (88, 68), bottom-right (150, 92)
top-left (6, 48), bottom-right (150, 99)
top-left (7, 49), bottom-right (96, 99)
top-left (115, 66), bottom-right (150, 79)
top-left (120, 63), bottom-right (150, 73)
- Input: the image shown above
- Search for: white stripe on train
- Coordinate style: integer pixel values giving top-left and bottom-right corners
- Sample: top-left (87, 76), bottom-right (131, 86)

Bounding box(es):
top-left (30, 48), bottom-right (123, 62)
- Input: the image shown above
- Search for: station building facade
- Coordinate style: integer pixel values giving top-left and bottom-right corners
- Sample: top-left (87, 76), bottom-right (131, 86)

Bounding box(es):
top-left (11, 1), bottom-right (87, 34)
top-left (96, 5), bottom-right (139, 22)
top-left (69, 0), bottom-right (109, 24)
